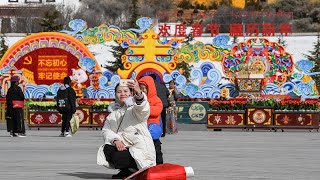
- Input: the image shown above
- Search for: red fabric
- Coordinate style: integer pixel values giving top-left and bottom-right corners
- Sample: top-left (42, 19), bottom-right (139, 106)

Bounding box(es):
top-left (12, 100), bottom-right (24, 108)
top-left (138, 76), bottom-right (163, 125)
top-left (136, 163), bottom-right (187, 180)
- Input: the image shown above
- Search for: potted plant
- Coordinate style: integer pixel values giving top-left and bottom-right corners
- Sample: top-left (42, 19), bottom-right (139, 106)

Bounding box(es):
top-left (273, 99), bottom-right (320, 128)
top-left (92, 101), bottom-right (111, 111)
top-left (208, 98), bottom-right (247, 111)
top-left (27, 101), bottom-right (57, 111)
top-left (77, 98), bottom-right (96, 107)
top-left (207, 98), bottom-right (247, 128)
top-left (275, 99), bottom-right (320, 112)
top-left (247, 97), bottom-right (277, 107)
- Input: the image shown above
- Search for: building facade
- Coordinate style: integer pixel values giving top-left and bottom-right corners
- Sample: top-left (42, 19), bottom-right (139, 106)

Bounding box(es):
top-left (0, 0), bottom-right (81, 33)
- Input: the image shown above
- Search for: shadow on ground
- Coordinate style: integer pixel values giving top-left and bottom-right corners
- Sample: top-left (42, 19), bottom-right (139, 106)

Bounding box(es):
top-left (58, 172), bottom-right (113, 179)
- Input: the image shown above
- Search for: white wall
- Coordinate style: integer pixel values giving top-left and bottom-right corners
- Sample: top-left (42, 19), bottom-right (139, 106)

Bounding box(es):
top-left (0, 0), bottom-right (81, 9)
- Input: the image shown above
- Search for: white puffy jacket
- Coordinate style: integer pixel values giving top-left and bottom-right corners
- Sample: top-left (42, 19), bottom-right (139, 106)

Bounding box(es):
top-left (97, 93), bottom-right (156, 169)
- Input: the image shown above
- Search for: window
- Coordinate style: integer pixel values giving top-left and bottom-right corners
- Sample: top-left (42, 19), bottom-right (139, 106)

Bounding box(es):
top-left (8, 0), bottom-right (19, 2)
top-left (25, 0), bottom-right (42, 3)
top-left (46, 0), bottom-right (55, 2)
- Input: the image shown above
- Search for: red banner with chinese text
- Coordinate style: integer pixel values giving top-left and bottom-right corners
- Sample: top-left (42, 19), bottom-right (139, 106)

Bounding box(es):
top-left (14, 48), bottom-right (79, 85)
top-left (37, 55), bottom-right (68, 83)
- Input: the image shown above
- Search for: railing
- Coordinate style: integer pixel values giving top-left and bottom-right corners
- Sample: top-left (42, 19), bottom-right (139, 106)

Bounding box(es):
top-left (0, 100), bottom-right (6, 124)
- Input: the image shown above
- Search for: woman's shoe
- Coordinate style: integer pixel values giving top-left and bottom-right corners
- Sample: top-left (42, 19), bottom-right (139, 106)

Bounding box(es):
top-left (65, 132), bottom-right (72, 137)
top-left (111, 169), bottom-right (132, 179)
top-left (18, 133), bottom-right (26, 137)
top-left (10, 132), bottom-right (17, 137)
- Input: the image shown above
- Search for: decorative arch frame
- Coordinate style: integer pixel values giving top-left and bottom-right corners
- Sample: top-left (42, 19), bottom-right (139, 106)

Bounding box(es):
top-left (130, 62), bottom-right (169, 80)
top-left (0, 32), bottom-right (99, 70)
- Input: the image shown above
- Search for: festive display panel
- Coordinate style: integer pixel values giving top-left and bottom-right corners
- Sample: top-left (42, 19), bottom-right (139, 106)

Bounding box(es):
top-left (14, 48), bottom-right (78, 85)
top-left (28, 107), bottom-right (91, 128)
top-left (246, 107), bottom-right (273, 127)
top-left (207, 112), bottom-right (245, 128)
top-left (176, 101), bottom-right (208, 124)
top-left (0, 32), bottom-right (100, 98)
top-left (207, 108), bottom-right (319, 131)
top-left (207, 98), bottom-right (319, 129)
top-left (91, 112), bottom-right (109, 126)
top-left (25, 98), bottom-right (113, 128)
top-left (0, 17), bottom-right (318, 100)
top-left (29, 111), bottom-right (62, 126)
top-left (274, 112), bottom-right (319, 128)
top-left (75, 107), bottom-right (90, 126)
top-left (61, 17), bottom-right (318, 99)
top-left (0, 16), bottom-right (317, 130)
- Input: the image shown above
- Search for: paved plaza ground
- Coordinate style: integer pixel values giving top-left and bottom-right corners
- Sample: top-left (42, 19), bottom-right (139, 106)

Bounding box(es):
top-left (0, 124), bottom-right (320, 180)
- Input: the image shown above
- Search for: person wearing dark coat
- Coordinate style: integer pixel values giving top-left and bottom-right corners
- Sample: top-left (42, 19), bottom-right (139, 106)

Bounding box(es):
top-left (149, 74), bottom-right (169, 137)
top-left (57, 76), bottom-right (77, 137)
top-left (6, 76), bottom-right (25, 137)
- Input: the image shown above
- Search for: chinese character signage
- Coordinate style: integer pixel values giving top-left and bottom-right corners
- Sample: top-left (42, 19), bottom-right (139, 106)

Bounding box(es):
top-left (158, 23), bottom-right (292, 37)
top-left (37, 55), bottom-right (68, 81)
top-left (157, 10), bottom-right (293, 37)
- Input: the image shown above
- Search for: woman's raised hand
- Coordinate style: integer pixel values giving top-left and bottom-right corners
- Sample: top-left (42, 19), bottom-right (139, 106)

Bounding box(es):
top-left (127, 79), bottom-right (142, 96)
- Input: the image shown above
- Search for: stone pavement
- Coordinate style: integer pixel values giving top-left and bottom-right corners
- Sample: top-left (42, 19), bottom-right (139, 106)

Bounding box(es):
top-left (0, 124), bottom-right (320, 180)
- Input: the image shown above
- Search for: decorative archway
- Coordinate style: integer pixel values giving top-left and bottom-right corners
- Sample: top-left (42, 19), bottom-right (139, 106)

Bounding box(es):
top-left (129, 62), bottom-right (169, 81)
top-left (0, 32), bottom-right (98, 69)
top-left (0, 32), bottom-right (100, 97)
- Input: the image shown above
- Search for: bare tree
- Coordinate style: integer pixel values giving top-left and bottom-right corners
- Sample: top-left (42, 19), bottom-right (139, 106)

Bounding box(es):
top-left (139, 0), bottom-right (174, 17)
top-left (73, 0), bottom-right (130, 28)
top-left (73, 0), bottom-right (174, 28)
top-left (0, 33), bottom-right (8, 59)
top-left (56, 4), bottom-right (78, 29)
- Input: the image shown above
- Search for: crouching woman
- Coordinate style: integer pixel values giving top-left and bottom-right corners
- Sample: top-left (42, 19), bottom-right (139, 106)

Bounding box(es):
top-left (97, 79), bottom-right (156, 179)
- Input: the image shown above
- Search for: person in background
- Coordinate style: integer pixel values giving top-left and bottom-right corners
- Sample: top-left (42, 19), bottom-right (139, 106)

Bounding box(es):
top-left (149, 74), bottom-right (169, 137)
top-left (6, 76), bottom-right (26, 137)
top-left (97, 80), bottom-right (156, 179)
top-left (167, 80), bottom-right (179, 134)
top-left (57, 76), bottom-right (77, 137)
top-left (139, 76), bottom-right (164, 165)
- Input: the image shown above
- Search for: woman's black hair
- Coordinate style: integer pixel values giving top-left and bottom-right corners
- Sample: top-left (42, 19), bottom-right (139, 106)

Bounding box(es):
top-left (64, 76), bottom-right (71, 85)
top-left (169, 80), bottom-right (175, 85)
top-left (115, 83), bottom-right (134, 93)
top-left (115, 83), bottom-right (120, 92)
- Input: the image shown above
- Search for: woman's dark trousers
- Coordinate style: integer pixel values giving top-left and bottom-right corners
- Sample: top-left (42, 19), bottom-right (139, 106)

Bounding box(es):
top-left (103, 144), bottom-right (138, 169)
top-left (12, 108), bottom-right (25, 134)
top-left (61, 112), bottom-right (72, 133)
top-left (153, 139), bottom-right (163, 165)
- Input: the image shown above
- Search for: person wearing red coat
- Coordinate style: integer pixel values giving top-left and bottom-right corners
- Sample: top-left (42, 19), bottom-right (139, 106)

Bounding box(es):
top-left (138, 76), bottom-right (163, 165)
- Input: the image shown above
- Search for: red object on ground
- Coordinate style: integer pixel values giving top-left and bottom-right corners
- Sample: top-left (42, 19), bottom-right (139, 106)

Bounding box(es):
top-left (135, 163), bottom-right (191, 180)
